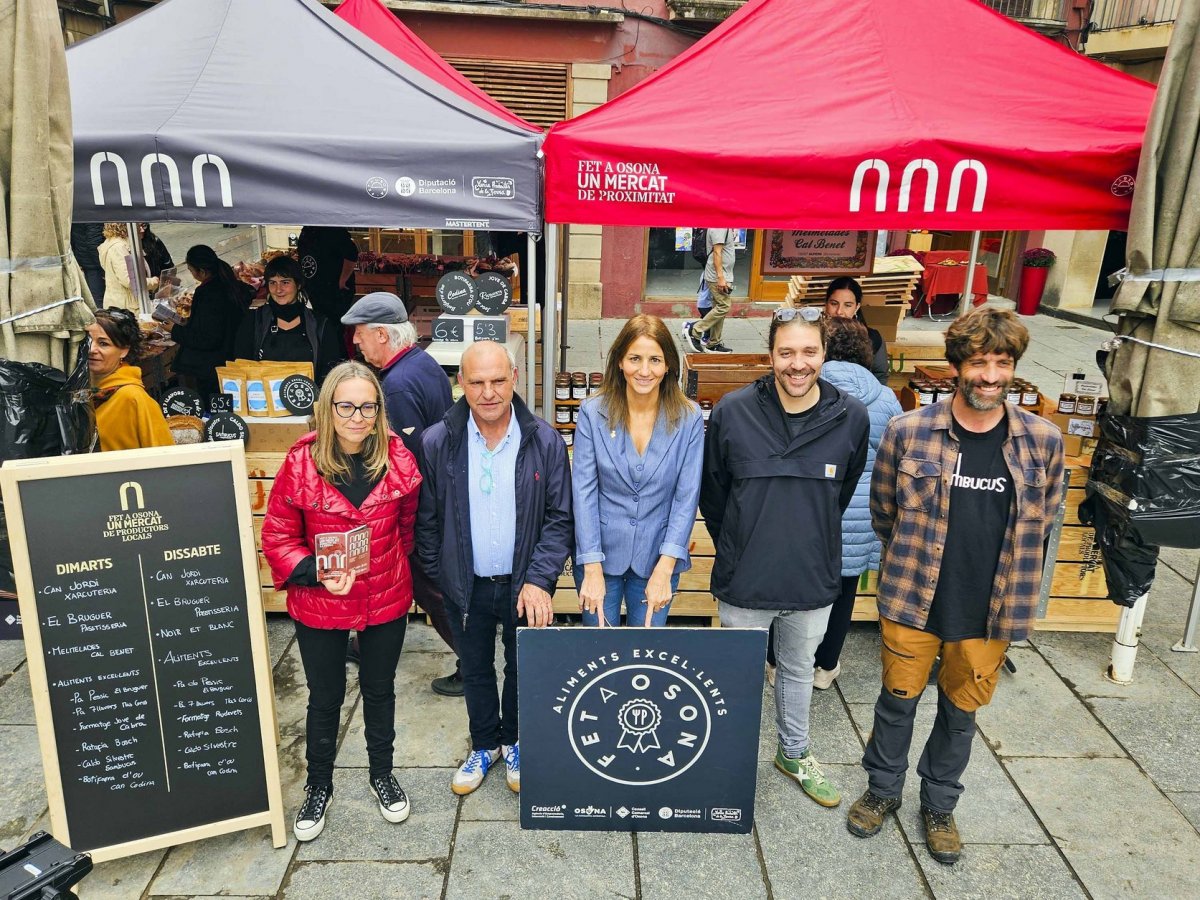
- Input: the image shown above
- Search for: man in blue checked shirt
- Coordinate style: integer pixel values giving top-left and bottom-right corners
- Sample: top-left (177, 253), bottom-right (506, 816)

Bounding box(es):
top-left (416, 341), bottom-right (573, 799)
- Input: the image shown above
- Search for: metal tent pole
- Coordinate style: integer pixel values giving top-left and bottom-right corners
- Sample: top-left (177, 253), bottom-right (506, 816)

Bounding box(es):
top-left (1173, 558), bottom-right (1200, 653)
top-left (559, 224), bottom-right (570, 372)
top-left (541, 226), bottom-right (559, 420)
top-left (957, 229), bottom-right (982, 317)
top-left (525, 233), bottom-right (538, 408)
top-left (1107, 593), bottom-right (1149, 683)
top-left (126, 222), bottom-right (151, 316)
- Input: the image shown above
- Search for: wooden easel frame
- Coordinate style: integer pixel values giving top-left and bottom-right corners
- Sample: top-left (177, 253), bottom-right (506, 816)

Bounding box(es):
top-left (0, 442), bottom-right (286, 863)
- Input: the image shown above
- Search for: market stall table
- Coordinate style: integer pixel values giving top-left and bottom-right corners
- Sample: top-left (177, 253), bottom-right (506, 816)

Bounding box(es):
top-left (914, 251), bottom-right (989, 317)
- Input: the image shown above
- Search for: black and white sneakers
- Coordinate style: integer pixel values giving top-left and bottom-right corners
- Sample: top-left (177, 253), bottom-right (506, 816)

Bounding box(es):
top-left (294, 783), bottom-right (333, 842)
top-left (370, 773), bottom-right (411, 824)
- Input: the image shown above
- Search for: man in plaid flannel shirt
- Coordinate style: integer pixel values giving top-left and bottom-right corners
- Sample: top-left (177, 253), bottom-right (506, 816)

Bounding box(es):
top-left (846, 308), bottom-right (1065, 866)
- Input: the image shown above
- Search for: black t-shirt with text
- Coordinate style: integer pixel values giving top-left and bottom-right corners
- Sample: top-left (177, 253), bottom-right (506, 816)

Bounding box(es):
top-left (924, 414), bottom-right (1013, 642)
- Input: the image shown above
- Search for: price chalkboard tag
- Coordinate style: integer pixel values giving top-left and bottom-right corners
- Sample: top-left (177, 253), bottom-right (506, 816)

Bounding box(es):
top-left (473, 316), bottom-right (508, 344)
top-left (432, 316), bottom-right (466, 343)
top-left (0, 444), bottom-right (286, 860)
top-left (205, 412), bottom-right (249, 444)
top-left (279, 375), bottom-right (316, 415)
top-left (209, 394), bottom-right (233, 414)
top-left (474, 271), bottom-right (513, 315)
top-left (435, 271), bottom-right (476, 315)
top-left (161, 387), bottom-right (203, 419)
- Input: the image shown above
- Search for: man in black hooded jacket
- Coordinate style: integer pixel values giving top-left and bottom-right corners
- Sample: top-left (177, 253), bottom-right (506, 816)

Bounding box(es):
top-left (701, 307), bottom-right (869, 809)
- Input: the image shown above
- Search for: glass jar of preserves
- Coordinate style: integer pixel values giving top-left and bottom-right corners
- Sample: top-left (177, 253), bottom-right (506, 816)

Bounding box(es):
top-left (555, 404), bottom-right (571, 424)
top-left (554, 372), bottom-right (571, 401)
top-left (558, 428), bottom-right (574, 446)
top-left (571, 372), bottom-right (588, 400)
top-left (572, 406), bottom-right (580, 424)
top-left (1021, 385), bottom-right (1040, 408)
top-left (1006, 385), bottom-right (1022, 405)
top-left (699, 399), bottom-right (714, 421)
top-left (1058, 393), bottom-right (1077, 414)
top-left (589, 372), bottom-right (602, 396)
top-left (916, 381), bottom-right (936, 405)
top-left (1076, 395), bottom-right (1097, 416)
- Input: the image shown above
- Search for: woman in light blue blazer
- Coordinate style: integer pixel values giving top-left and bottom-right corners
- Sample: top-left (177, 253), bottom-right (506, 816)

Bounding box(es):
top-left (574, 314), bottom-right (704, 626)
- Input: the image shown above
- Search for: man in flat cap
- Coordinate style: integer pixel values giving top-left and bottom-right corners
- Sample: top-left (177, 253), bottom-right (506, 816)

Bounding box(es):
top-left (343, 293), bottom-right (461, 695)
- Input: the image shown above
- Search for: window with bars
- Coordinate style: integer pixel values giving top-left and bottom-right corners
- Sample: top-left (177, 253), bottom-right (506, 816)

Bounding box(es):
top-left (446, 58), bottom-right (570, 128)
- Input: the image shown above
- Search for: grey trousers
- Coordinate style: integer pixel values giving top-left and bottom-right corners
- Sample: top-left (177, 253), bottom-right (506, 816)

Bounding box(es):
top-left (861, 685), bottom-right (977, 813)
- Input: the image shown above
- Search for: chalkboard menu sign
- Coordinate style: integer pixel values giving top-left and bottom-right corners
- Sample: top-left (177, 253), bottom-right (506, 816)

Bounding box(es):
top-left (0, 443), bottom-right (285, 863)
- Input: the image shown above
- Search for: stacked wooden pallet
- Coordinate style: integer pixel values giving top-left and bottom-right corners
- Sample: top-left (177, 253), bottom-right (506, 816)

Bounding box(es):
top-left (783, 255), bottom-right (924, 308)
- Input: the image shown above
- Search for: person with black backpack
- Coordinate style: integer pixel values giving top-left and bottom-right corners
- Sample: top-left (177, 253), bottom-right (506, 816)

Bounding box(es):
top-left (681, 228), bottom-right (737, 354)
top-left (232, 256), bottom-right (344, 383)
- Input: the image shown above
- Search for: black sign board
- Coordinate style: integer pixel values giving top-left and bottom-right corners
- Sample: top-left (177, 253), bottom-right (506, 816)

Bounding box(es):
top-left (431, 316), bottom-right (465, 343)
top-left (0, 444), bottom-right (285, 861)
top-left (473, 317), bottom-right (507, 344)
top-left (518, 628), bottom-right (765, 834)
top-left (473, 271), bottom-right (512, 315)
top-left (205, 413), bottom-right (248, 444)
top-left (209, 394), bottom-right (233, 414)
top-left (161, 387), bottom-right (204, 419)
top-left (279, 375), bottom-right (316, 415)
top-left (435, 271), bottom-right (476, 315)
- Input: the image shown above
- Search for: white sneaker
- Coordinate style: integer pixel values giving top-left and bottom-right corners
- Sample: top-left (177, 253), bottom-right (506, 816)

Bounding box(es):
top-left (293, 783), bottom-right (332, 842)
top-left (502, 742), bottom-right (520, 793)
top-left (451, 747), bottom-right (500, 796)
top-left (813, 662), bottom-right (841, 690)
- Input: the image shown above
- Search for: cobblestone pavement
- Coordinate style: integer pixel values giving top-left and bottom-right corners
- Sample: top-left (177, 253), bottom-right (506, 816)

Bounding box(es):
top-left (2, 310), bottom-right (1197, 899)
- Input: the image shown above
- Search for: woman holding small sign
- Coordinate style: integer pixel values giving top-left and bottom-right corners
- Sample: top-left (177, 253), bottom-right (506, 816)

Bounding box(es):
top-left (573, 315), bottom-right (704, 627)
top-left (86, 307), bottom-right (173, 452)
top-left (261, 361), bottom-right (422, 842)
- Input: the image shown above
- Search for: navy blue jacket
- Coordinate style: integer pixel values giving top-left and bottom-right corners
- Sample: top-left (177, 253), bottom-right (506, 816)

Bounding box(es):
top-left (379, 345), bottom-right (453, 458)
top-left (416, 394), bottom-right (573, 617)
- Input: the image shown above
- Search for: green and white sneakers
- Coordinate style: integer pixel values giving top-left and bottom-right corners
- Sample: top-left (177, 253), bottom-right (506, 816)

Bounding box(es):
top-left (774, 744), bottom-right (841, 808)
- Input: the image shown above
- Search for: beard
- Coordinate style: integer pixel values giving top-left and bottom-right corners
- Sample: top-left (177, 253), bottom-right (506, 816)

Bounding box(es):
top-left (958, 373), bottom-right (1012, 411)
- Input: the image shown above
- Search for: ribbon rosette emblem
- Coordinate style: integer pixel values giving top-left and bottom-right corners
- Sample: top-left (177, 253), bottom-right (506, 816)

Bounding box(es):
top-left (616, 698), bottom-right (662, 753)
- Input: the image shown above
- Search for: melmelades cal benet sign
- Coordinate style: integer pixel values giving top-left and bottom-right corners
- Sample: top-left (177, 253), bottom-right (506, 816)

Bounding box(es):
top-left (518, 627), bottom-right (765, 833)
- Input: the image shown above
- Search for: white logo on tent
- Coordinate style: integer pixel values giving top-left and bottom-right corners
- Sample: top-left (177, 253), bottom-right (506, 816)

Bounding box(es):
top-left (365, 177), bottom-right (389, 199)
top-left (850, 158), bottom-right (987, 214)
top-left (90, 151), bottom-right (233, 209)
top-left (396, 177), bottom-right (417, 197)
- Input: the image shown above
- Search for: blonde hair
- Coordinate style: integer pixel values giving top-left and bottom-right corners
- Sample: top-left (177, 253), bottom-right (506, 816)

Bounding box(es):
top-left (310, 361), bottom-right (390, 484)
top-left (597, 314), bottom-right (692, 434)
top-left (103, 222), bottom-right (129, 240)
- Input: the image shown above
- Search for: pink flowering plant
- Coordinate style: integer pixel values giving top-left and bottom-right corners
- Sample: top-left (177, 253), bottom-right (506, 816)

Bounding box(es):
top-left (1022, 247), bottom-right (1057, 268)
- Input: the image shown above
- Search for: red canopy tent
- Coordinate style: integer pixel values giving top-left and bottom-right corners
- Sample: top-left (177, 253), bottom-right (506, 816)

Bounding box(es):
top-left (542, 0), bottom-right (1154, 230)
top-left (333, 0), bottom-right (539, 133)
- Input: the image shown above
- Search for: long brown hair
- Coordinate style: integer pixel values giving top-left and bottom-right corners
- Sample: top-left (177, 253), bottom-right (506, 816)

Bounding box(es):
top-left (597, 314), bottom-right (692, 434)
top-left (310, 361), bottom-right (390, 484)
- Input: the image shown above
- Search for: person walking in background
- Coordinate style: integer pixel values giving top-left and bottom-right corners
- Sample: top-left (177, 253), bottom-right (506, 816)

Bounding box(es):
top-left (824, 277), bottom-right (890, 384)
top-left (70, 222), bottom-right (106, 304)
top-left (810, 317), bottom-right (903, 690)
top-left (417, 341), bottom-right (572, 798)
top-left (701, 306), bottom-right (869, 809)
top-left (682, 228), bottom-right (737, 354)
top-left (342, 292), bottom-right (461, 696)
top-left (573, 314), bottom-right (703, 627)
top-left (848, 308), bottom-right (1065, 866)
top-left (262, 361), bottom-right (423, 842)
top-left (86, 307), bottom-right (173, 452)
top-left (169, 245), bottom-right (250, 405)
top-left (97, 223), bottom-right (139, 311)
top-left (138, 222), bottom-right (175, 279)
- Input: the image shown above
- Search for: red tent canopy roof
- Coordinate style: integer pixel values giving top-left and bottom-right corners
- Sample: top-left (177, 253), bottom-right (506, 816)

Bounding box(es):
top-left (542, 0), bottom-right (1155, 229)
top-left (334, 0), bottom-right (539, 132)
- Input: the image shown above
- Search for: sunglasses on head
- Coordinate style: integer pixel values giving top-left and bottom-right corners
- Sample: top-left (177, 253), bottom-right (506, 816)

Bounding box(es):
top-left (773, 306), bottom-right (822, 323)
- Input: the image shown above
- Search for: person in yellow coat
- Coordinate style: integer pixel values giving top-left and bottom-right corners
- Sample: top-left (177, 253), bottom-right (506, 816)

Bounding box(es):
top-left (86, 307), bottom-right (173, 452)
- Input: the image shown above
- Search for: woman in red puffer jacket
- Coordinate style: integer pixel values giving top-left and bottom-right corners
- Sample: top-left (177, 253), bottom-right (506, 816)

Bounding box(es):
top-left (262, 361), bottom-right (421, 844)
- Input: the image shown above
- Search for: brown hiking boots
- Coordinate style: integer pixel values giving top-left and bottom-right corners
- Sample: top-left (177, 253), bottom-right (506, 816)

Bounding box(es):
top-left (921, 806), bottom-right (962, 865)
top-left (846, 790), bottom-right (902, 837)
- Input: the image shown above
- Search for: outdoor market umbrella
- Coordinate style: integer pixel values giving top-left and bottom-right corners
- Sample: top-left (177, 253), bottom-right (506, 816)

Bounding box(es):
top-left (1106, 0), bottom-right (1200, 418)
top-left (1, 0), bottom-right (92, 368)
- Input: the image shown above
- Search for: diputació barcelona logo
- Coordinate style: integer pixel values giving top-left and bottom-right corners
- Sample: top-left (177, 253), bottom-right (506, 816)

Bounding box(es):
top-left (567, 665), bottom-right (712, 786)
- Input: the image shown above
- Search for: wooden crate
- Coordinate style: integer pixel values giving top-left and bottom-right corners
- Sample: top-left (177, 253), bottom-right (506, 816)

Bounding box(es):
top-left (682, 353), bottom-right (770, 404)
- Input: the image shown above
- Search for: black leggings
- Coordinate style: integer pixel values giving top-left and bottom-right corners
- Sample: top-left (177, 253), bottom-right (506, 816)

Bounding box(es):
top-left (294, 616), bottom-right (407, 785)
top-left (765, 575), bottom-right (858, 670)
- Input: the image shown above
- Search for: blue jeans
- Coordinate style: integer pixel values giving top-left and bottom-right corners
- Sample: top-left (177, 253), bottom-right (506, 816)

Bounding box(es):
top-left (575, 568), bottom-right (680, 627)
top-left (718, 602), bottom-right (832, 756)
top-left (447, 578), bottom-right (519, 751)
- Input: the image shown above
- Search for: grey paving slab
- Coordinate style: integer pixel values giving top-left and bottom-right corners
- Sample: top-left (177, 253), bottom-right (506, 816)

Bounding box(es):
top-left (1087, 690), bottom-right (1200, 793)
top-left (829, 624), bottom-right (886, 705)
top-left (1006, 757), bottom-right (1200, 900)
top-left (974, 647), bottom-right (1123, 758)
top-left (337, 650), bottom-right (468, 769)
top-left (280, 860), bottom-right (444, 900)
top-left (1029, 631), bottom-right (1151, 700)
top-left (266, 613), bottom-right (294, 669)
top-left (0, 639), bottom-right (26, 674)
top-left (1168, 792), bottom-right (1200, 832)
top-left (1133, 563), bottom-right (1200, 626)
top-left (755, 760), bottom-right (927, 900)
top-left (150, 826), bottom-right (291, 897)
top-left (1157, 546), bottom-right (1200, 583)
top-left (921, 844), bottom-right (1085, 900)
top-left (847, 703), bottom-right (1050, 847)
top-left (296, 768), bottom-right (456, 862)
top-left (457, 761), bottom-right (520, 822)
top-left (637, 831), bottom-right (766, 900)
top-left (1140, 622), bottom-right (1200, 695)
top-left (400, 619), bottom-right (456, 656)
top-left (0, 724), bottom-right (47, 846)
top-left (0, 663), bottom-right (34, 724)
top-left (445, 821), bottom-right (635, 900)
top-left (76, 849), bottom-right (165, 900)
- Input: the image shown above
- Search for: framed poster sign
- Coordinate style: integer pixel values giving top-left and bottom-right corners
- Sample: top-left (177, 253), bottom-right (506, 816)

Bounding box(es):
top-left (0, 443), bottom-right (285, 862)
top-left (759, 230), bottom-right (876, 276)
top-left (518, 627), bottom-right (766, 834)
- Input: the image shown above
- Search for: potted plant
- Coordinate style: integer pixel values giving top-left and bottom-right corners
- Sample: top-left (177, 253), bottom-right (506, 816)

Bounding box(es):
top-left (1017, 247), bottom-right (1056, 315)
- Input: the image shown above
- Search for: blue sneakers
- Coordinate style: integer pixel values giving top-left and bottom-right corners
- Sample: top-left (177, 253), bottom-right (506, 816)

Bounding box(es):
top-left (451, 747), bottom-right (500, 796)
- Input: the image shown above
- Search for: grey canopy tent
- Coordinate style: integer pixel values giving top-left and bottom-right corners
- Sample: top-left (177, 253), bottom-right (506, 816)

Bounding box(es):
top-left (66, 0), bottom-right (542, 230)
